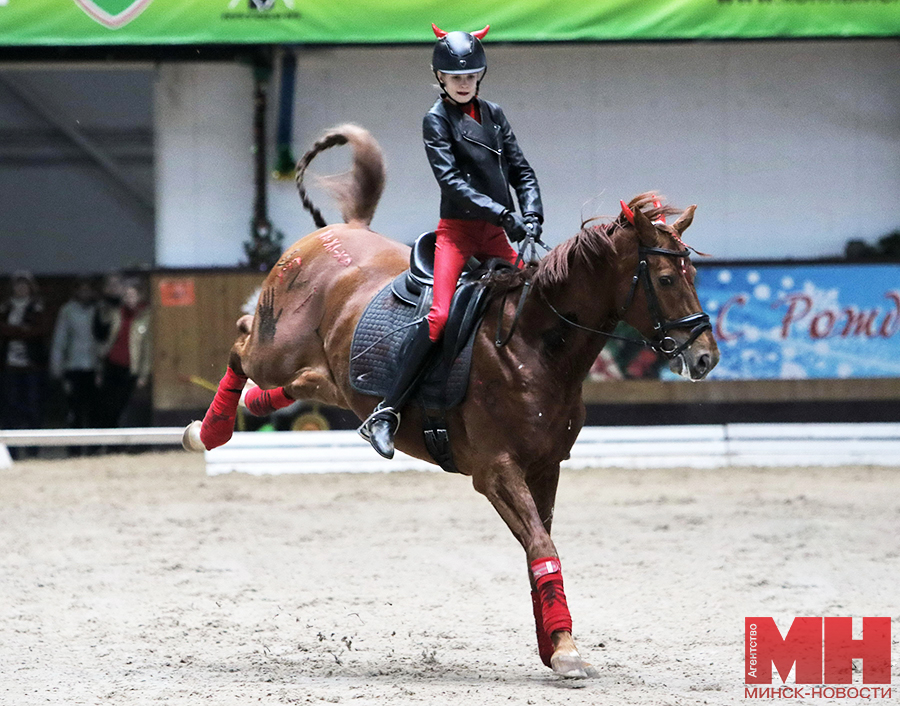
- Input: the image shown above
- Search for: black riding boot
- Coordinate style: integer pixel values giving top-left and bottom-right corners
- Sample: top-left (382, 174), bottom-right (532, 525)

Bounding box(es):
top-left (359, 319), bottom-right (436, 459)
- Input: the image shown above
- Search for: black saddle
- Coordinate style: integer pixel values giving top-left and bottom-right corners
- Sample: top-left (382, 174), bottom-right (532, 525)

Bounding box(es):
top-left (350, 232), bottom-right (514, 471)
top-left (391, 232), bottom-right (477, 299)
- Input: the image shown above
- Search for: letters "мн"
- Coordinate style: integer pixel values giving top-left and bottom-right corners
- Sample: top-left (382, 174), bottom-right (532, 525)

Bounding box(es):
top-left (745, 617), bottom-right (891, 684)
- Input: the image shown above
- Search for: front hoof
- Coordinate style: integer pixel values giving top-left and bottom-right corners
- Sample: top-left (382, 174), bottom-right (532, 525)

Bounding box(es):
top-left (551, 651), bottom-right (597, 679)
top-left (182, 420), bottom-right (205, 452)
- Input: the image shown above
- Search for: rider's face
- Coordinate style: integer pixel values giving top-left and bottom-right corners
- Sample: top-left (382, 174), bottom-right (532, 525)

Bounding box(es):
top-left (439, 71), bottom-right (482, 103)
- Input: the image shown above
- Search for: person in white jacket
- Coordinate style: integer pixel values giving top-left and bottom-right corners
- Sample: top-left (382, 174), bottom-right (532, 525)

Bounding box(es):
top-left (49, 278), bottom-right (99, 433)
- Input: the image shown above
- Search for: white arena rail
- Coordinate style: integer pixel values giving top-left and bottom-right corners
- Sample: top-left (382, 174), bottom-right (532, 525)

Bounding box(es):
top-left (2, 423), bottom-right (898, 473)
top-left (0, 428), bottom-right (185, 469)
top-left (0, 427), bottom-right (186, 447)
top-left (203, 422), bottom-right (900, 475)
top-left (204, 430), bottom-right (439, 476)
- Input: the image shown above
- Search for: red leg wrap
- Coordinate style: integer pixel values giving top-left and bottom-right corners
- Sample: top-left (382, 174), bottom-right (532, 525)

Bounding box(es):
top-left (531, 557), bottom-right (573, 638)
top-left (531, 590), bottom-right (555, 667)
top-left (244, 385), bottom-right (294, 417)
top-left (199, 367), bottom-right (247, 450)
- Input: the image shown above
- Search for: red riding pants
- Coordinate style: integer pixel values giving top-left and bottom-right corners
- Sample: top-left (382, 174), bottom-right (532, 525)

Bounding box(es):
top-left (426, 218), bottom-right (519, 341)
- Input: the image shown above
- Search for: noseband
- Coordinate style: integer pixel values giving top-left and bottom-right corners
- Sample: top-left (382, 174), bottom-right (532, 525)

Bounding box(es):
top-left (540, 244), bottom-right (712, 359)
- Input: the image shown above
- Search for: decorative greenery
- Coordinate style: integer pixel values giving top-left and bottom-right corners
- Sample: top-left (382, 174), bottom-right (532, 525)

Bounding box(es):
top-left (845, 230), bottom-right (900, 260)
top-left (272, 144), bottom-right (296, 181)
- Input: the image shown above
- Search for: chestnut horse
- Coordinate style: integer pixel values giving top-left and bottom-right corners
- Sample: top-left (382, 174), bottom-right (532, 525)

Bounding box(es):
top-left (183, 125), bottom-right (719, 678)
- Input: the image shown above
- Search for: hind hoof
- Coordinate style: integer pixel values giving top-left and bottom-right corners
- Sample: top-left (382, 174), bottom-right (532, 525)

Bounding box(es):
top-left (182, 420), bottom-right (205, 453)
top-left (238, 379), bottom-right (258, 409)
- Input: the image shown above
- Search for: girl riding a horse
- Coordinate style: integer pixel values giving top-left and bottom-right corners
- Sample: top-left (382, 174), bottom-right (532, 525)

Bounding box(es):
top-left (185, 25), bottom-right (718, 680)
top-left (358, 23), bottom-right (544, 460)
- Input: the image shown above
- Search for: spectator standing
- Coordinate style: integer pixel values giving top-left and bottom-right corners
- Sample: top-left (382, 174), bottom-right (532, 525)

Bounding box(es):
top-left (96, 281), bottom-right (151, 429)
top-left (93, 272), bottom-right (124, 349)
top-left (0, 271), bottom-right (49, 455)
top-left (49, 279), bottom-right (99, 446)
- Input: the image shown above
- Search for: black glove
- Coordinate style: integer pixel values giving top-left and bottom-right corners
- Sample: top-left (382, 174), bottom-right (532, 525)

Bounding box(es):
top-left (500, 211), bottom-right (529, 243)
top-left (523, 212), bottom-right (543, 240)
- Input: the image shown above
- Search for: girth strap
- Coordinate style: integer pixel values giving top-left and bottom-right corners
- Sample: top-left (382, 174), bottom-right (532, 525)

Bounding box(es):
top-left (421, 406), bottom-right (459, 473)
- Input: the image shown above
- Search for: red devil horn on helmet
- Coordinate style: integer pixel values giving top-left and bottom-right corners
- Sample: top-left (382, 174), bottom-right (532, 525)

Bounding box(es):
top-left (431, 23), bottom-right (448, 38)
top-left (471, 25), bottom-right (490, 39)
top-left (620, 200), bottom-right (635, 225)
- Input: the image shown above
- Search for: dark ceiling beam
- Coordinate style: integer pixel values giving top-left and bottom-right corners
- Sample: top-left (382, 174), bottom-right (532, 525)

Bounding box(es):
top-left (0, 73), bottom-right (154, 218)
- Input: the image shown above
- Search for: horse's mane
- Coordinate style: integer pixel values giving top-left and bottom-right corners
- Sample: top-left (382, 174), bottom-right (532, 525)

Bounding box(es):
top-left (295, 124), bottom-right (386, 228)
top-left (531, 222), bottom-right (617, 291)
top-left (485, 226), bottom-right (616, 295)
top-left (529, 192), bottom-right (681, 291)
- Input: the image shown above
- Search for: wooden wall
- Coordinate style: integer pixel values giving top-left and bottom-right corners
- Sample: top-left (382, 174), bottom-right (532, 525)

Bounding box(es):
top-left (150, 270), bottom-right (264, 412)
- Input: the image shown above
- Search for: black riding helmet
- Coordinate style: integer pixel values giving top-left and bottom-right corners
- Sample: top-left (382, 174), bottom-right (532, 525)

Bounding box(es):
top-left (431, 24), bottom-right (489, 101)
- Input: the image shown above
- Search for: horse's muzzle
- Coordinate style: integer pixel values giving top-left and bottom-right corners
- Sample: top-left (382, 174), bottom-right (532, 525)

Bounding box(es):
top-left (667, 333), bottom-right (719, 381)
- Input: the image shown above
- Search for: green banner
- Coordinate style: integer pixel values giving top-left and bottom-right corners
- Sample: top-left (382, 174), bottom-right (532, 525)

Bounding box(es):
top-left (1, 0), bottom-right (898, 46)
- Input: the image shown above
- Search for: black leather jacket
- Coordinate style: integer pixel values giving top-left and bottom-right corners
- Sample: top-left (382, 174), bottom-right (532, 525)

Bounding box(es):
top-left (423, 97), bottom-right (543, 225)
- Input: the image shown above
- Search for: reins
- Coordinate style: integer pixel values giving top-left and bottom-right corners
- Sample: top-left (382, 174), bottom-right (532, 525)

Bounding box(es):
top-left (494, 234), bottom-right (550, 347)
top-left (541, 297), bottom-right (649, 348)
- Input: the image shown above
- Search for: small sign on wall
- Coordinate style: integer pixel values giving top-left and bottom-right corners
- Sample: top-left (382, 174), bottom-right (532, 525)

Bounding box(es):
top-left (158, 278), bottom-right (196, 307)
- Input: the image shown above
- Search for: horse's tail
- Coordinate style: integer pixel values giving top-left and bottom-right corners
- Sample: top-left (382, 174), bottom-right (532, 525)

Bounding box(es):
top-left (294, 124), bottom-right (386, 229)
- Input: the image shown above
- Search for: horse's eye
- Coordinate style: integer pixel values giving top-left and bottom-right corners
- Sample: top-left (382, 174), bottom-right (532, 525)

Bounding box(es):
top-left (659, 275), bottom-right (675, 287)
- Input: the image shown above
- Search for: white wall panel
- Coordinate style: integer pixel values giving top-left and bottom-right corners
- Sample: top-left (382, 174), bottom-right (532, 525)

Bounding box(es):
top-left (154, 63), bottom-right (254, 268)
top-left (152, 40), bottom-right (899, 267)
top-left (0, 41), bottom-right (897, 274)
top-left (266, 40), bottom-right (900, 261)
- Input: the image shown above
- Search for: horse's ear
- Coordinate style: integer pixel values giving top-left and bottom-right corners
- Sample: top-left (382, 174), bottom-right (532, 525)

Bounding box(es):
top-left (631, 203), bottom-right (659, 247)
top-left (672, 204), bottom-right (697, 235)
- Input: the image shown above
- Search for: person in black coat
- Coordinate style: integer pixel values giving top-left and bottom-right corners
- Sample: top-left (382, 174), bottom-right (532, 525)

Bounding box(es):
top-left (0, 271), bottom-right (49, 456)
top-left (360, 23), bottom-right (544, 458)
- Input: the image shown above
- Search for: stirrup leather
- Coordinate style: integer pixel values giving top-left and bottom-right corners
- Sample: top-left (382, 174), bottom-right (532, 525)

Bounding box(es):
top-left (358, 404), bottom-right (401, 442)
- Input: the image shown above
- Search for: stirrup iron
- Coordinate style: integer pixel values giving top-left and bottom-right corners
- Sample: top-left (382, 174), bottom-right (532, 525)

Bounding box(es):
top-left (358, 404), bottom-right (401, 442)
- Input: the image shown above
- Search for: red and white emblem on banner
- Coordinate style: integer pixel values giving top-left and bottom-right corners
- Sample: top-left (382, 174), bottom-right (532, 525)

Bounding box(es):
top-left (73, 0), bottom-right (154, 29)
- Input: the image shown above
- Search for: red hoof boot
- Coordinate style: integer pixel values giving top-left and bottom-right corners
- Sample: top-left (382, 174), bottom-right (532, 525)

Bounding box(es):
top-left (199, 367), bottom-right (247, 450)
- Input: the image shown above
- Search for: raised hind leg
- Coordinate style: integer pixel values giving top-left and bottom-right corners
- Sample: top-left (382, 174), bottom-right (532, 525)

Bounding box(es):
top-left (472, 455), bottom-right (595, 678)
top-left (241, 367), bottom-right (341, 417)
top-left (183, 303), bottom-right (343, 452)
top-left (183, 318), bottom-right (254, 452)
top-left (183, 365), bottom-right (342, 452)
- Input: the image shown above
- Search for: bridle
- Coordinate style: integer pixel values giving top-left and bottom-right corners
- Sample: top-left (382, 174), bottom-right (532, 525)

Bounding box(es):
top-left (538, 242), bottom-right (712, 359)
top-left (495, 210), bottom-right (712, 359)
top-left (616, 244), bottom-right (712, 357)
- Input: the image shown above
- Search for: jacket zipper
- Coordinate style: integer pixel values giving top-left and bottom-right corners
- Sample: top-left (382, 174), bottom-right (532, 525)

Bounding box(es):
top-left (462, 133), bottom-right (500, 155)
top-left (461, 133), bottom-right (510, 200)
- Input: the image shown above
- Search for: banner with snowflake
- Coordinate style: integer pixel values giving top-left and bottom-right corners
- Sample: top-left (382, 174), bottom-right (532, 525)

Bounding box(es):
top-left (697, 264), bottom-right (900, 380)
